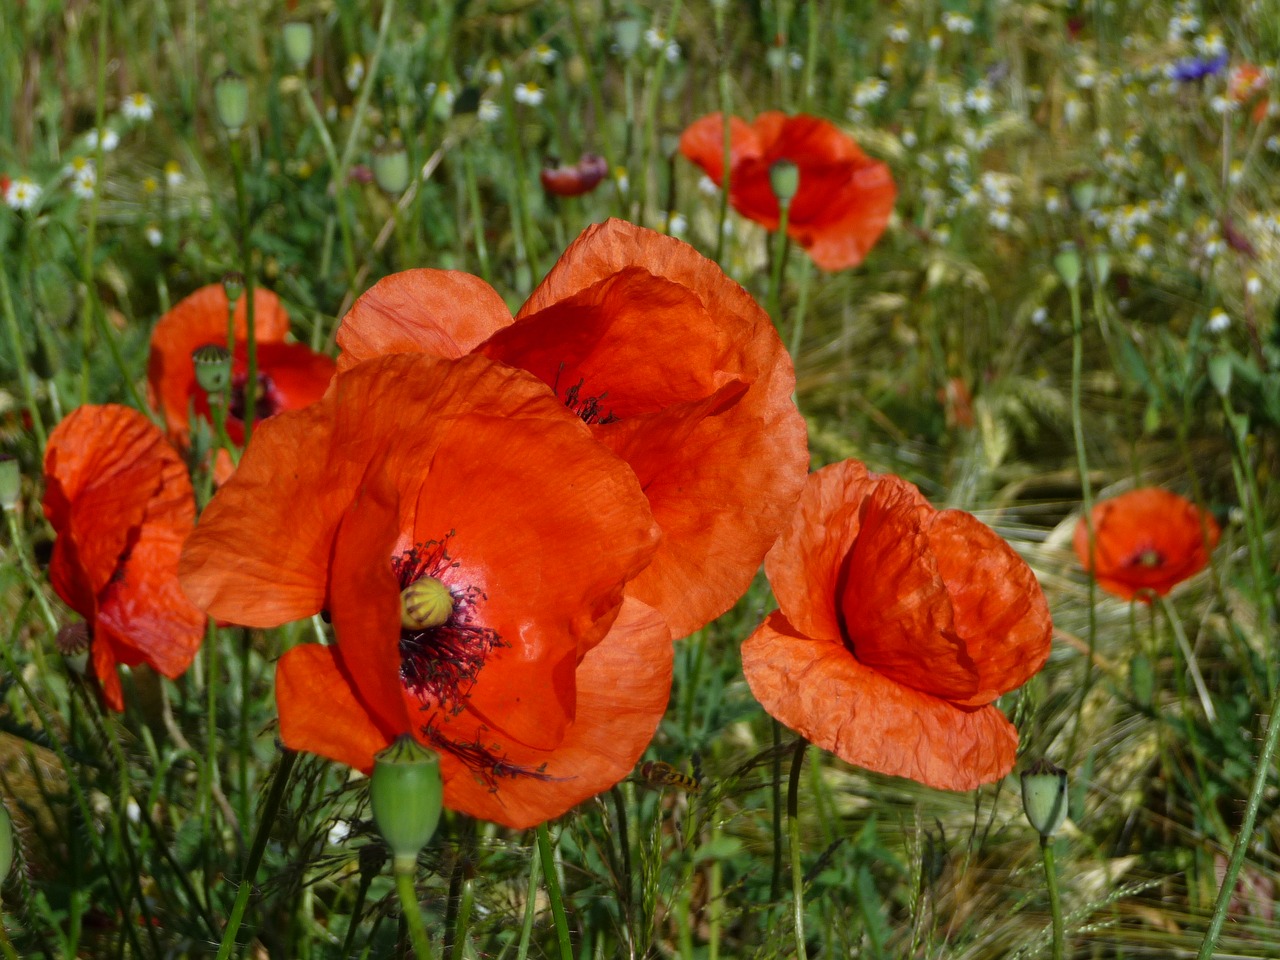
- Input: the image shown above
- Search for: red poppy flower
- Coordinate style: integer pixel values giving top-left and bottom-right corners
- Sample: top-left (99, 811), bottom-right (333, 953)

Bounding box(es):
top-left (1074, 488), bottom-right (1219, 601)
top-left (679, 112), bottom-right (896, 271)
top-left (43, 405), bottom-right (205, 710)
top-left (742, 460), bottom-right (1052, 791)
top-left (146, 284), bottom-right (335, 449)
top-left (540, 154), bottom-right (609, 197)
top-left (336, 219), bottom-right (808, 640)
top-left (180, 353), bottom-right (673, 828)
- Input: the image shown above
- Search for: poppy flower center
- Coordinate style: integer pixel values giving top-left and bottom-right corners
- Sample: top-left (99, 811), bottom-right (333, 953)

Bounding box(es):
top-left (1133, 548), bottom-right (1164, 569)
top-left (228, 371), bottom-right (283, 423)
top-left (553, 366), bottom-right (618, 425)
top-left (391, 534), bottom-right (504, 715)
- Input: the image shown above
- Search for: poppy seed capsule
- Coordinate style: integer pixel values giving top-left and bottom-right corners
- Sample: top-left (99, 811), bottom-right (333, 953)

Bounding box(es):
top-left (282, 21), bottom-right (314, 71)
top-left (371, 735), bottom-right (443, 874)
top-left (221, 271), bottom-right (245, 305)
top-left (214, 71), bottom-right (250, 135)
top-left (769, 159), bottom-right (800, 206)
top-left (0, 455), bottom-right (19, 512)
top-left (1053, 243), bottom-right (1081, 289)
top-left (1020, 759), bottom-right (1069, 838)
top-left (400, 576), bottom-right (454, 630)
top-left (372, 141), bottom-right (411, 195)
top-left (192, 344), bottom-right (233, 395)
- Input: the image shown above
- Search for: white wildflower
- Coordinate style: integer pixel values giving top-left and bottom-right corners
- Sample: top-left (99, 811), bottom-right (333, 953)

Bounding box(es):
top-left (344, 55), bottom-right (365, 91)
top-left (513, 82), bottom-right (545, 105)
top-left (4, 176), bottom-right (41, 211)
top-left (888, 23), bottom-right (910, 43)
top-left (477, 98), bottom-right (501, 123)
top-left (122, 92), bottom-right (154, 123)
top-left (145, 223), bottom-right (163, 247)
top-left (1207, 309), bottom-right (1230, 333)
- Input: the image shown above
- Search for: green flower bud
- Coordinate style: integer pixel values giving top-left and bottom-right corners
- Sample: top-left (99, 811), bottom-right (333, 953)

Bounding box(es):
top-left (613, 18), bottom-right (642, 59)
top-left (0, 800), bottom-right (12, 881)
top-left (0, 456), bottom-right (19, 512)
top-left (222, 271), bottom-right (245, 305)
top-left (1021, 759), bottom-right (1069, 838)
top-left (1091, 249), bottom-right (1110, 286)
top-left (1070, 180), bottom-right (1097, 212)
top-left (400, 577), bottom-right (454, 630)
top-left (214, 71), bottom-right (250, 135)
top-left (769, 159), bottom-right (800, 207)
top-left (1129, 653), bottom-right (1155, 707)
top-left (282, 21), bottom-right (315, 72)
top-left (192, 344), bottom-right (233, 396)
top-left (372, 140), bottom-right (411, 195)
top-left (1053, 243), bottom-right (1081, 290)
top-left (371, 735), bottom-right (443, 874)
top-left (1208, 355), bottom-right (1233, 398)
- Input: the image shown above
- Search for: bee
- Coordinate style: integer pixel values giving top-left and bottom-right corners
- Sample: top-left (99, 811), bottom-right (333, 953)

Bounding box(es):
top-left (637, 760), bottom-right (702, 794)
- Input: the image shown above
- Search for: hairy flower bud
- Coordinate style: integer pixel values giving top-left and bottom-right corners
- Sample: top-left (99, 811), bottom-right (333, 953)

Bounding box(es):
top-left (214, 71), bottom-right (250, 135)
top-left (282, 21), bottom-right (315, 72)
top-left (192, 344), bottom-right (233, 396)
top-left (769, 160), bottom-right (800, 207)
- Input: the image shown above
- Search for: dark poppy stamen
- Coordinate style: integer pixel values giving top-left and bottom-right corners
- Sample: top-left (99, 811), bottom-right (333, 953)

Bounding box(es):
top-left (552, 364), bottom-right (619, 425)
top-left (421, 722), bottom-right (559, 792)
top-left (229, 371), bottom-right (281, 422)
top-left (392, 535), bottom-right (505, 714)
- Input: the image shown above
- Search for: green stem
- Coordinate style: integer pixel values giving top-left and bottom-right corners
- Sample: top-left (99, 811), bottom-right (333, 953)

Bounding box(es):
top-left (214, 749), bottom-right (298, 960)
top-left (228, 139), bottom-right (257, 445)
top-left (0, 267), bottom-right (48, 448)
top-left (79, 0), bottom-right (110, 406)
top-left (515, 835), bottom-right (541, 960)
top-left (767, 203), bottom-right (792, 327)
top-left (713, 5), bottom-right (732, 265)
top-left (568, 1), bottom-right (614, 165)
top-left (1040, 836), bottom-right (1064, 960)
top-left (1197, 672), bottom-right (1280, 959)
top-left (0, 912), bottom-right (17, 960)
top-left (1066, 277), bottom-right (1097, 765)
top-left (787, 256), bottom-right (812, 365)
top-left (395, 868), bottom-right (435, 959)
top-left (770, 720), bottom-right (784, 901)
top-left (536, 823), bottom-right (573, 960)
top-left (449, 878), bottom-right (474, 960)
top-left (787, 738), bottom-right (808, 960)
top-left (1156, 593), bottom-right (1216, 723)
top-left (338, 862), bottom-right (376, 960)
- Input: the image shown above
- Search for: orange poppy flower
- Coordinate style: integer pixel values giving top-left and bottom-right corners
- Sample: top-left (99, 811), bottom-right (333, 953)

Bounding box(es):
top-left (335, 219), bottom-right (808, 640)
top-left (43, 405), bottom-right (205, 710)
top-left (679, 112), bottom-right (896, 271)
top-left (180, 353), bottom-right (673, 828)
top-left (741, 460), bottom-right (1052, 791)
top-left (146, 284), bottom-right (335, 448)
top-left (1074, 488), bottom-right (1219, 601)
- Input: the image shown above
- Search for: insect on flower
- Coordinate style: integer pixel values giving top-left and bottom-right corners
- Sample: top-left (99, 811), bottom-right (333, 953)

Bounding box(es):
top-left (637, 760), bottom-right (702, 793)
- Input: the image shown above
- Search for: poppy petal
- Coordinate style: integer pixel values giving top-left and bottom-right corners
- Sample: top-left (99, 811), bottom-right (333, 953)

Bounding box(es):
top-left (742, 611), bottom-right (1019, 791)
top-left (928, 509), bottom-right (1053, 705)
top-left (840, 478), bottom-right (980, 701)
top-left (147, 285), bottom-right (291, 444)
top-left (337, 269), bottom-right (514, 372)
top-left (677, 113), bottom-right (761, 185)
top-left (276, 644), bottom-right (395, 773)
top-left (92, 634), bottom-right (126, 713)
top-left (439, 596), bottom-right (673, 828)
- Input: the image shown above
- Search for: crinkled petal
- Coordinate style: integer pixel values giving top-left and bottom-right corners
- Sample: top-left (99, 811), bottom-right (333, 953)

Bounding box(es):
top-left (337, 269), bottom-right (514, 371)
top-left (841, 479), bottom-right (978, 702)
top-left (742, 611), bottom-right (1018, 791)
top-left (928, 510), bottom-right (1053, 705)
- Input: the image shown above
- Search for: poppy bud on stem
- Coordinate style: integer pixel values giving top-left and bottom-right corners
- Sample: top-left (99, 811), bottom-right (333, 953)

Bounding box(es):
top-left (214, 71), bottom-right (250, 136)
top-left (373, 736), bottom-right (441, 958)
top-left (1022, 759), bottom-right (1068, 960)
top-left (767, 160), bottom-right (799, 334)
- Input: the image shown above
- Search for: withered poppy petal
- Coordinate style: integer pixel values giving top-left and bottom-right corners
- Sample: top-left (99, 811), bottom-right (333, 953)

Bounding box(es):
top-left (841, 478), bottom-right (980, 701)
top-left (677, 113), bottom-right (761, 185)
top-left (439, 597), bottom-right (673, 829)
top-left (276, 645), bottom-right (395, 773)
top-left (743, 611), bottom-right (1019, 791)
top-left (928, 510), bottom-right (1053, 705)
top-left (337, 269), bottom-right (514, 371)
top-left (147, 285), bottom-right (290, 443)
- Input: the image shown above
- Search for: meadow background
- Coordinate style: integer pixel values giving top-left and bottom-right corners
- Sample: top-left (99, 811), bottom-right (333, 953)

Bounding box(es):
top-left (2, 0), bottom-right (1279, 956)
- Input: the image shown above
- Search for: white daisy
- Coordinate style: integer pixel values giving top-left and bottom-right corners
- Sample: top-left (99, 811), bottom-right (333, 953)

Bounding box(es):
top-left (4, 176), bottom-right (41, 211)
top-left (122, 92), bottom-right (154, 122)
